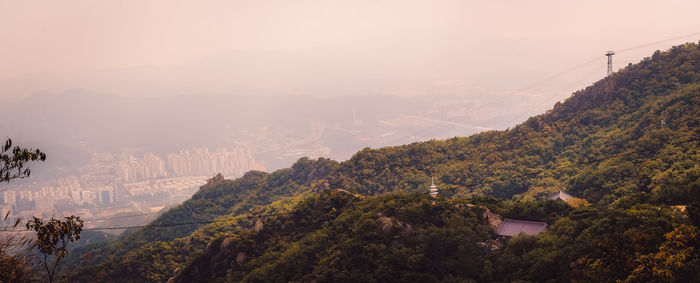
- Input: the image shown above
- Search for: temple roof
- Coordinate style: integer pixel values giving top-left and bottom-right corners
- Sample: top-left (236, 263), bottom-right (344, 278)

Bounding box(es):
top-left (547, 190), bottom-right (576, 201)
top-left (496, 219), bottom-right (547, 237)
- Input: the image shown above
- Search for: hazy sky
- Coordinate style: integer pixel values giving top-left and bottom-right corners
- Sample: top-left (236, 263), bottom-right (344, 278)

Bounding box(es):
top-left (2, 0), bottom-right (700, 101)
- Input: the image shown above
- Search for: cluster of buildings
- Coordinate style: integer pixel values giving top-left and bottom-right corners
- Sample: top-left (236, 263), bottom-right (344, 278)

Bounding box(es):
top-left (114, 146), bottom-right (262, 183)
top-left (122, 176), bottom-right (208, 199)
top-left (167, 147), bottom-right (260, 177)
top-left (116, 153), bottom-right (168, 182)
top-left (1, 183), bottom-right (114, 220)
top-left (1, 145), bottom-right (264, 227)
top-left (0, 176), bottom-right (208, 223)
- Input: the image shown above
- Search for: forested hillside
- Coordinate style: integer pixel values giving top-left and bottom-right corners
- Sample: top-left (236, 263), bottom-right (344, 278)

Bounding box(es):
top-left (67, 43), bottom-right (700, 282)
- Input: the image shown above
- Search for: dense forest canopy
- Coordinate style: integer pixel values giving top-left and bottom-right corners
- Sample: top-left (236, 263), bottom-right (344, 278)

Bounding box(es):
top-left (61, 43), bottom-right (700, 282)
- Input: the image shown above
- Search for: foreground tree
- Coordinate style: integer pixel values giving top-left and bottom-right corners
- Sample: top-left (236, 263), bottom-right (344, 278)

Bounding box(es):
top-left (0, 138), bottom-right (46, 183)
top-left (0, 211), bottom-right (34, 282)
top-left (0, 138), bottom-right (46, 282)
top-left (625, 225), bottom-right (700, 282)
top-left (26, 216), bottom-right (83, 283)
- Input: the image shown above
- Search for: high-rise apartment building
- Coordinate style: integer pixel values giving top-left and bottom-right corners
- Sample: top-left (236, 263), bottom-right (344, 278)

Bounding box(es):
top-left (167, 146), bottom-right (256, 177)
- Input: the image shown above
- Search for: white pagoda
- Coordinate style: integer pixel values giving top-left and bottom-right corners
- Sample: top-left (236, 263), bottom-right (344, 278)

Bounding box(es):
top-left (429, 177), bottom-right (438, 197)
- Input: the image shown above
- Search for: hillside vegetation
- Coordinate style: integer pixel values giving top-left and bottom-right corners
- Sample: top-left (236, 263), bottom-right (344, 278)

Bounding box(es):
top-left (67, 43), bottom-right (700, 282)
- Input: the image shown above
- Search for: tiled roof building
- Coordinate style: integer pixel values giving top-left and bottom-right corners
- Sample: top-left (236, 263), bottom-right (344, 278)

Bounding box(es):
top-left (547, 190), bottom-right (576, 201)
top-left (496, 219), bottom-right (547, 237)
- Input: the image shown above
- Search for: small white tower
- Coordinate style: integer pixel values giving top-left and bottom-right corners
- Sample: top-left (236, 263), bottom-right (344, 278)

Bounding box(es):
top-left (429, 177), bottom-right (438, 198)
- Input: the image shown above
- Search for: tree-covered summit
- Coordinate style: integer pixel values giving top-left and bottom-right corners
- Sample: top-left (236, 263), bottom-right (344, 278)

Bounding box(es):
top-left (66, 43), bottom-right (700, 282)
